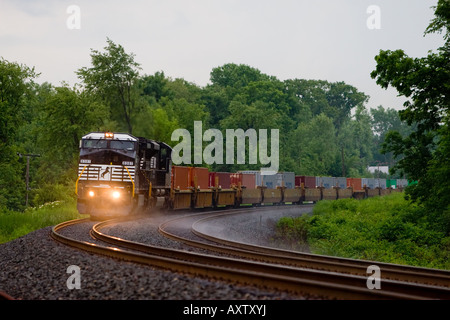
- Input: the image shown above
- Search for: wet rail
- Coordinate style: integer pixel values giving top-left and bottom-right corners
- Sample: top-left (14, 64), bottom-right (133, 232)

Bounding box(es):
top-left (50, 210), bottom-right (450, 300)
top-left (186, 210), bottom-right (450, 287)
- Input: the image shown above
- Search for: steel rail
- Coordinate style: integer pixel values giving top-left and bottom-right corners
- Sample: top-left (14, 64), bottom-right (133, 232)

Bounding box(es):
top-left (50, 218), bottom-right (430, 300)
top-left (92, 219), bottom-right (450, 299)
top-left (188, 212), bottom-right (450, 287)
top-left (0, 290), bottom-right (14, 300)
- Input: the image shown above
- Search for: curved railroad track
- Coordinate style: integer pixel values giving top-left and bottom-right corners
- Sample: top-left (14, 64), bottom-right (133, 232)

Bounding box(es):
top-left (50, 207), bottom-right (450, 300)
top-left (189, 210), bottom-right (450, 286)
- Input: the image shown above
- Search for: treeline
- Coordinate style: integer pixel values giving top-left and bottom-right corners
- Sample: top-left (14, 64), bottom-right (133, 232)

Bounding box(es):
top-left (0, 40), bottom-right (412, 212)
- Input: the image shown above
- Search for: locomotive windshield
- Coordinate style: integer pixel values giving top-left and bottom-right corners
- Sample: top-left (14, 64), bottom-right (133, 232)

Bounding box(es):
top-left (110, 140), bottom-right (135, 151)
top-left (82, 139), bottom-right (135, 151)
top-left (83, 139), bottom-right (107, 149)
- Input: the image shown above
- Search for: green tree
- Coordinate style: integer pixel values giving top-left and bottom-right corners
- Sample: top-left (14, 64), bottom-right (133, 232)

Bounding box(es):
top-left (284, 79), bottom-right (368, 131)
top-left (205, 63), bottom-right (274, 127)
top-left (138, 71), bottom-right (174, 103)
top-left (77, 38), bottom-right (141, 133)
top-left (336, 106), bottom-right (374, 177)
top-left (370, 105), bottom-right (415, 168)
top-left (371, 0), bottom-right (450, 233)
top-left (290, 113), bottom-right (337, 176)
top-left (0, 58), bottom-right (37, 210)
top-left (201, 85), bottom-right (230, 127)
top-left (210, 63), bottom-right (273, 90)
top-left (0, 58), bottom-right (37, 147)
top-left (283, 79), bottom-right (326, 123)
top-left (283, 79), bottom-right (370, 176)
top-left (35, 84), bottom-right (111, 184)
top-left (133, 104), bottom-right (179, 144)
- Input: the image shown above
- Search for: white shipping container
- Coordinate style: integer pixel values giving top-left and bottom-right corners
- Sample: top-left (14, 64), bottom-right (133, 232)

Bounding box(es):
top-left (316, 176), bottom-right (334, 188)
top-left (279, 172), bottom-right (295, 189)
top-left (362, 178), bottom-right (368, 188)
top-left (335, 177), bottom-right (347, 189)
top-left (262, 174), bottom-right (277, 188)
top-left (367, 178), bottom-right (376, 189)
top-left (375, 179), bottom-right (387, 189)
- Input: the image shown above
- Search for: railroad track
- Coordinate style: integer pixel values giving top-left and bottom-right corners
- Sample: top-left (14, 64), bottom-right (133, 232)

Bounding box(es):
top-left (179, 209), bottom-right (450, 287)
top-left (50, 207), bottom-right (450, 300)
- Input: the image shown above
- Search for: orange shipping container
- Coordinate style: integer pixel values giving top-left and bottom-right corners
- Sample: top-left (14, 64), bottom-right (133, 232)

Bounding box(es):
top-left (172, 166), bottom-right (190, 190)
top-left (242, 173), bottom-right (257, 189)
top-left (189, 167), bottom-right (209, 189)
top-left (230, 173), bottom-right (242, 187)
top-left (347, 178), bottom-right (362, 191)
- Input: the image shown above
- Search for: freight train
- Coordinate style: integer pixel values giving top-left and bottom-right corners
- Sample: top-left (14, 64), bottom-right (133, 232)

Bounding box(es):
top-left (76, 132), bottom-right (411, 219)
top-left (76, 132), bottom-right (172, 218)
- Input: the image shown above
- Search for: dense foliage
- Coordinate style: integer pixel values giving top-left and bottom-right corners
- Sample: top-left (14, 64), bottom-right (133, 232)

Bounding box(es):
top-left (276, 193), bottom-right (450, 269)
top-left (0, 52), bottom-right (410, 212)
top-left (371, 0), bottom-right (450, 234)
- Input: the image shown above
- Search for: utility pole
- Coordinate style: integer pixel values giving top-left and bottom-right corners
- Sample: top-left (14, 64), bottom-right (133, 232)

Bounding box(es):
top-left (17, 153), bottom-right (41, 207)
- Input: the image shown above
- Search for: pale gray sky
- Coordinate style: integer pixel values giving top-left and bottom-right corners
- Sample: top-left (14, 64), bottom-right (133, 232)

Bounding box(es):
top-left (0, 0), bottom-right (444, 110)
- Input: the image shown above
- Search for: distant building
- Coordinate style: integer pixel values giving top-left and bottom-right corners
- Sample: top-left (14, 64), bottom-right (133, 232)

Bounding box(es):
top-left (367, 166), bottom-right (389, 174)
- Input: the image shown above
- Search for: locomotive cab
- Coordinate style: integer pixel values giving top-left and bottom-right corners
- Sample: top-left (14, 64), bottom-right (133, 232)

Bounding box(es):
top-left (76, 132), bottom-right (172, 219)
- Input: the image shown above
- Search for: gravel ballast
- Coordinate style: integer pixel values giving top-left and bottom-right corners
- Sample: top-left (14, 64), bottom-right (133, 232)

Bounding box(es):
top-left (0, 206), bottom-right (312, 300)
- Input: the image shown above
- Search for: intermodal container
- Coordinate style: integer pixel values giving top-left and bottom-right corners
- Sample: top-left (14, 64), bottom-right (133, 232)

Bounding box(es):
top-left (279, 172), bottom-right (295, 189)
top-left (376, 179), bottom-right (387, 189)
top-left (230, 173), bottom-right (242, 187)
top-left (172, 166), bottom-right (190, 190)
top-left (241, 173), bottom-right (257, 189)
top-left (335, 177), bottom-right (347, 189)
top-left (189, 167), bottom-right (209, 189)
top-left (209, 172), bottom-right (216, 187)
top-left (239, 170), bottom-right (262, 187)
top-left (362, 178), bottom-right (376, 189)
top-left (386, 179), bottom-right (397, 189)
top-left (295, 176), bottom-right (301, 187)
top-left (262, 174), bottom-right (277, 188)
top-left (209, 172), bottom-right (232, 188)
top-left (296, 176), bottom-right (316, 188)
top-left (347, 178), bottom-right (362, 191)
top-left (316, 176), bottom-right (334, 188)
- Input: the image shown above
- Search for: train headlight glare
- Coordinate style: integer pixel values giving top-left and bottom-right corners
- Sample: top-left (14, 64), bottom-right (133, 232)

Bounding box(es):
top-left (112, 191), bottom-right (120, 199)
top-left (88, 191), bottom-right (95, 197)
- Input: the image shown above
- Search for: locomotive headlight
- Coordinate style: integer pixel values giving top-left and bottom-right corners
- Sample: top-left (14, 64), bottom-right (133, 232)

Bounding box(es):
top-left (88, 190), bottom-right (95, 197)
top-left (112, 191), bottom-right (121, 199)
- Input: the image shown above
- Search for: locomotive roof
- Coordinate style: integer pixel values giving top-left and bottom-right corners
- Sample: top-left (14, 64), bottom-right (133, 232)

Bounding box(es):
top-left (81, 132), bottom-right (138, 142)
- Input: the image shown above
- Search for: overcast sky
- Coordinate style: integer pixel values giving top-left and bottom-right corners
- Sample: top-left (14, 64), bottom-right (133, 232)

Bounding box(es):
top-left (0, 0), bottom-right (444, 111)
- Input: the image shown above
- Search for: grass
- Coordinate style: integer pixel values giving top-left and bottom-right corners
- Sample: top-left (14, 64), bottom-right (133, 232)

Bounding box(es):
top-left (0, 199), bottom-right (86, 244)
top-left (276, 193), bottom-right (450, 270)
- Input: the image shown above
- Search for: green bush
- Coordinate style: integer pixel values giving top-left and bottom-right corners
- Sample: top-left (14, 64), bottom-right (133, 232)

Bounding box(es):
top-left (276, 193), bottom-right (450, 270)
top-left (276, 216), bottom-right (309, 243)
top-left (33, 183), bottom-right (75, 206)
top-left (0, 199), bottom-right (85, 244)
